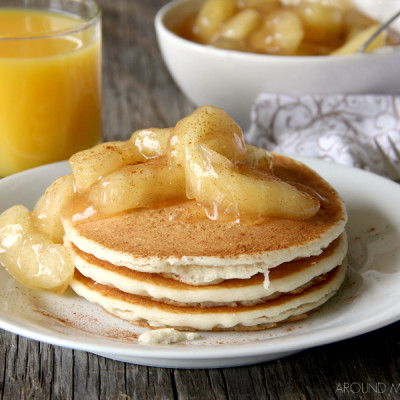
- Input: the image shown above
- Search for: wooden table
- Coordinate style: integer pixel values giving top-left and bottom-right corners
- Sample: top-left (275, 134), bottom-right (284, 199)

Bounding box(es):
top-left (1, 1), bottom-right (400, 398)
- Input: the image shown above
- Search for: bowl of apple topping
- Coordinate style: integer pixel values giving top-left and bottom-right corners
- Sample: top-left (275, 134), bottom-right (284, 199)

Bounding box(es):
top-left (155, 0), bottom-right (400, 130)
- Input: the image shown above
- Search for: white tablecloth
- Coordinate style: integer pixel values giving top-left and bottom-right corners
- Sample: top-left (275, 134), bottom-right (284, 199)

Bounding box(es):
top-left (246, 94), bottom-right (400, 177)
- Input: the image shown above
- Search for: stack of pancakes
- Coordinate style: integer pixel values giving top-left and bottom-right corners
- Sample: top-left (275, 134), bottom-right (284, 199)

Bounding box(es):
top-left (65, 154), bottom-right (347, 331)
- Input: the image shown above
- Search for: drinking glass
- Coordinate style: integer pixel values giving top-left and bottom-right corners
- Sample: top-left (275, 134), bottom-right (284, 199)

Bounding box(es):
top-left (0, 0), bottom-right (102, 176)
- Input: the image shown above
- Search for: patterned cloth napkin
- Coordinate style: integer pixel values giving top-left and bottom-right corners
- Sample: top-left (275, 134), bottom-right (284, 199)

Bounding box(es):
top-left (245, 94), bottom-right (400, 177)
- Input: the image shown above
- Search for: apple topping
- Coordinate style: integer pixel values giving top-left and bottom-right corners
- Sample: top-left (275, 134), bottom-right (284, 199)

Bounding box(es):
top-left (0, 205), bottom-right (73, 292)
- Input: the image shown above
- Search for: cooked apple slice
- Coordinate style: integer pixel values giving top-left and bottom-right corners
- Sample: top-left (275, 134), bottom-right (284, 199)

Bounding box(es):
top-left (297, 3), bottom-right (343, 44)
top-left (216, 9), bottom-right (261, 41)
top-left (237, 0), bottom-right (280, 9)
top-left (0, 205), bottom-right (33, 248)
top-left (243, 144), bottom-right (273, 172)
top-left (248, 9), bottom-right (304, 54)
top-left (33, 174), bottom-right (75, 243)
top-left (171, 105), bottom-right (246, 167)
top-left (0, 205), bottom-right (73, 292)
top-left (70, 128), bottom-right (171, 191)
top-left (88, 157), bottom-right (186, 215)
top-left (193, 0), bottom-right (237, 43)
top-left (331, 24), bottom-right (385, 55)
top-left (187, 147), bottom-right (320, 220)
top-left (69, 141), bottom-right (136, 191)
top-left (129, 128), bottom-right (171, 159)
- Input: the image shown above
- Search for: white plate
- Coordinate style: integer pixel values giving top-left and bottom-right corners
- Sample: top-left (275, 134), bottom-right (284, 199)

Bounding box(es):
top-left (0, 158), bottom-right (400, 368)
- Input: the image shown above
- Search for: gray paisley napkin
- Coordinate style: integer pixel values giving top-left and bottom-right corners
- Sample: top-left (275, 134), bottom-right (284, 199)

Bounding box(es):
top-left (245, 94), bottom-right (400, 177)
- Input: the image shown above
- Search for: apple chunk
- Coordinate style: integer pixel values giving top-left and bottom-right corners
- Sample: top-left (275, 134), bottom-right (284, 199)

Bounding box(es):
top-left (88, 157), bottom-right (186, 215)
top-left (129, 128), bottom-right (172, 159)
top-left (70, 128), bottom-right (172, 191)
top-left (243, 144), bottom-right (273, 172)
top-left (0, 205), bottom-right (73, 292)
top-left (331, 24), bottom-right (384, 55)
top-left (187, 147), bottom-right (320, 220)
top-left (33, 174), bottom-right (75, 243)
top-left (170, 105), bottom-right (246, 167)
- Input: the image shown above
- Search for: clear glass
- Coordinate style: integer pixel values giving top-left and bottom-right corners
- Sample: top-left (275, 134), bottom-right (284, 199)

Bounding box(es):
top-left (0, 0), bottom-right (102, 177)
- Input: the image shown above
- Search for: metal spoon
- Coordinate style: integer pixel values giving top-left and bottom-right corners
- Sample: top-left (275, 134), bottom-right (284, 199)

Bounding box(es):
top-left (358, 9), bottom-right (400, 53)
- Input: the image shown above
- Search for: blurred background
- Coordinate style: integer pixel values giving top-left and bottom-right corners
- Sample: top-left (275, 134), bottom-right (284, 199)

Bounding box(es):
top-left (99, 0), bottom-right (194, 141)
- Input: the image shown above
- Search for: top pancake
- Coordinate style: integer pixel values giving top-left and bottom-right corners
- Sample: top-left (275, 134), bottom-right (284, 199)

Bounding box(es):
top-left (63, 154), bottom-right (347, 269)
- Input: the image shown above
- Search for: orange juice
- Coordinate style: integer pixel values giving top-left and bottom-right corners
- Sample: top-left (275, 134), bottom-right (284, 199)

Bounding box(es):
top-left (0, 7), bottom-right (101, 176)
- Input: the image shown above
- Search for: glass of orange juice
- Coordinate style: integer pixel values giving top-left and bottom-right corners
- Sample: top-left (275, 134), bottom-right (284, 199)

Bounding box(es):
top-left (0, 0), bottom-right (101, 177)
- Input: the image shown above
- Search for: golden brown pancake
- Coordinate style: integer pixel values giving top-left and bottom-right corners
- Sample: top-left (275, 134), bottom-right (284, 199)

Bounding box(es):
top-left (63, 154), bottom-right (347, 285)
top-left (70, 263), bottom-right (347, 331)
top-left (65, 153), bottom-right (348, 331)
top-left (70, 233), bottom-right (347, 305)
top-left (66, 155), bottom-right (344, 257)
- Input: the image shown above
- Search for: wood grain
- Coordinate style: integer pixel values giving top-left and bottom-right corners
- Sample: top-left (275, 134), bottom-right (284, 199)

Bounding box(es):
top-left (1, 323), bottom-right (400, 399)
top-left (100, 0), bottom-right (194, 142)
top-left (1, 0), bottom-right (399, 399)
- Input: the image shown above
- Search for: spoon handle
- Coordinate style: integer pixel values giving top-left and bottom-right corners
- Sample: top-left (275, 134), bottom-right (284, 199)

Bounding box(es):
top-left (358, 9), bottom-right (400, 53)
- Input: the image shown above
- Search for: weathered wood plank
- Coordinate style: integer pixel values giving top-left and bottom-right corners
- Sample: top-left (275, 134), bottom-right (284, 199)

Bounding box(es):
top-left (0, 331), bottom-right (5, 398)
top-left (73, 351), bottom-right (101, 399)
top-left (98, 357), bottom-right (128, 400)
top-left (125, 364), bottom-right (150, 400)
top-left (100, 0), bottom-right (193, 143)
top-left (1, 322), bottom-right (400, 399)
top-left (52, 346), bottom-right (74, 400)
top-left (146, 367), bottom-right (176, 400)
top-left (173, 369), bottom-right (224, 400)
top-left (221, 366), bottom-right (269, 400)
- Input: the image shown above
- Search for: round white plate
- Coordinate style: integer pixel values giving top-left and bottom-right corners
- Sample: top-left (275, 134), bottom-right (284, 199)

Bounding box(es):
top-left (0, 157), bottom-right (400, 368)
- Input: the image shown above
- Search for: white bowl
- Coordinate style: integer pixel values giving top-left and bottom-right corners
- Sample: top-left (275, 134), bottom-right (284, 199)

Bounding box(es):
top-left (155, 0), bottom-right (400, 130)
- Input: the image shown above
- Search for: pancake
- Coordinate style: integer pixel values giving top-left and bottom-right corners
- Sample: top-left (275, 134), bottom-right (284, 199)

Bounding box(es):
top-left (70, 262), bottom-right (347, 331)
top-left (71, 233), bottom-right (347, 305)
top-left (64, 150), bottom-right (347, 331)
top-left (63, 154), bottom-right (347, 286)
